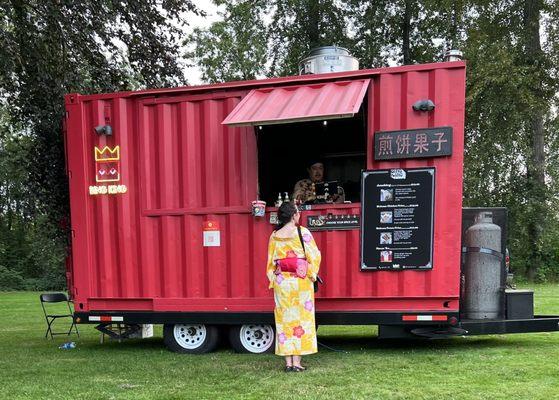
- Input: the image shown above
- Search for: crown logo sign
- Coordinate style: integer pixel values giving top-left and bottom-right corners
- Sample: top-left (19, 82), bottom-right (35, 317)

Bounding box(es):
top-left (95, 146), bottom-right (120, 162)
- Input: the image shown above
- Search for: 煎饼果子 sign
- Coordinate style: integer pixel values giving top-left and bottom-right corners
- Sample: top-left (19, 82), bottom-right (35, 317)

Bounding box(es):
top-left (374, 127), bottom-right (452, 160)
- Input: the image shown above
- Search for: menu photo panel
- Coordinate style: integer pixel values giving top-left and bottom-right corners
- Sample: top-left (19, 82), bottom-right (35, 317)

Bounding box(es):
top-left (360, 168), bottom-right (435, 271)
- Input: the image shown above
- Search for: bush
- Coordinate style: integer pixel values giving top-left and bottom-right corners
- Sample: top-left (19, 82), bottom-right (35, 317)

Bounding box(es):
top-left (0, 265), bottom-right (25, 290)
top-left (0, 215), bottom-right (66, 291)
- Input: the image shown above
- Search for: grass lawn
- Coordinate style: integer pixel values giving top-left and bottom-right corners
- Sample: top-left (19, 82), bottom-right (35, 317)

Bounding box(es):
top-left (1, 285), bottom-right (558, 400)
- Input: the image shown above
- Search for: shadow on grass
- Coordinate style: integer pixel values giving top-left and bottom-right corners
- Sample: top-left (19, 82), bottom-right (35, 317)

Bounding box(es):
top-left (72, 330), bottom-right (559, 357)
top-left (78, 337), bottom-right (166, 351)
top-left (316, 333), bottom-right (558, 353)
top-left (75, 335), bottom-right (239, 354)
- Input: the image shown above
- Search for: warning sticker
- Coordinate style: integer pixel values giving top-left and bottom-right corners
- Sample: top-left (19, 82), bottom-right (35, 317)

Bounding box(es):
top-left (203, 221), bottom-right (220, 247)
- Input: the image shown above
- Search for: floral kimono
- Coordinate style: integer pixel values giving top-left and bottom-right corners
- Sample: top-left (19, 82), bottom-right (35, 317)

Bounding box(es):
top-left (266, 226), bottom-right (321, 356)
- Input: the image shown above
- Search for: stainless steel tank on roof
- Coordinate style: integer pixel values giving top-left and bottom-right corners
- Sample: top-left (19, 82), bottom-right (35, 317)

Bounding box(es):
top-left (444, 49), bottom-right (463, 62)
top-left (299, 46), bottom-right (359, 75)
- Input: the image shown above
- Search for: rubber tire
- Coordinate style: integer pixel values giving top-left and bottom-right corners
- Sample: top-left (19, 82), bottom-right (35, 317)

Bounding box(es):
top-left (163, 324), bottom-right (219, 354)
top-left (229, 324), bottom-right (275, 354)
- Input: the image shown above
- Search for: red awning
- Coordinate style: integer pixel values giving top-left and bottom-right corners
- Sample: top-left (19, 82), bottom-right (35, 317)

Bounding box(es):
top-left (222, 79), bottom-right (370, 127)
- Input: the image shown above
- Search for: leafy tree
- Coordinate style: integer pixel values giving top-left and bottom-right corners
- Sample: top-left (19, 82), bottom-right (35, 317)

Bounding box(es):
top-left (347, 0), bottom-right (455, 68)
top-left (189, 0), bottom-right (350, 79)
top-left (187, 0), bottom-right (268, 83)
top-left (1, 0), bottom-right (201, 222)
top-left (463, 0), bottom-right (559, 280)
top-left (0, 0), bottom-right (201, 290)
top-left (345, 0), bottom-right (391, 68)
top-left (267, 0), bottom-right (350, 76)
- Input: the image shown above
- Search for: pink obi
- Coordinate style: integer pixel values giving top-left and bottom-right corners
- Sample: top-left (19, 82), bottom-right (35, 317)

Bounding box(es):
top-left (276, 258), bottom-right (308, 279)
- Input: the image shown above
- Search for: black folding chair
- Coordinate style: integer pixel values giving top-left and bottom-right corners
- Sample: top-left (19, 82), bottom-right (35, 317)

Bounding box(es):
top-left (40, 293), bottom-right (79, 339)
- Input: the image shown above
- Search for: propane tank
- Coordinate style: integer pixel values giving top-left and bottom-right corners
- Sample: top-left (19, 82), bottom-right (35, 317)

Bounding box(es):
top-left (462, 212), bottom-right (502, 319)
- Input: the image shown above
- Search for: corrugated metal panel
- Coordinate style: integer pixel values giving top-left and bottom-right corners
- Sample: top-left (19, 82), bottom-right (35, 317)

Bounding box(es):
top-left (65, 62), bottom-right (465, 315)
top-left (222, 79), bottom-right (369, 127)
top-left (367, 67), bottom-right (465, 302)
top-left (138, 96), bottom-right (257, 211)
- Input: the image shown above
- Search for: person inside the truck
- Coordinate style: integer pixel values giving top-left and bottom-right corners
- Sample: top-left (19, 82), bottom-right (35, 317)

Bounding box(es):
top-left (292, 161), bottom-right (345, 204)
top-left (266, 202), bottom-right (321, 372)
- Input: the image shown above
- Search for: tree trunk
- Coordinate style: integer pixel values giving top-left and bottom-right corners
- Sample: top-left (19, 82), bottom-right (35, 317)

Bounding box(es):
top-left (6, 185), bottom-right (12, 231)
top-left (450, 0), bottom-right (464, 49)
top-left (307, 0), bottom-right (320, 49)
top-left (523, 0), bottom-right (546, 281)
top-left (402, 0), bottom-right (411, 64)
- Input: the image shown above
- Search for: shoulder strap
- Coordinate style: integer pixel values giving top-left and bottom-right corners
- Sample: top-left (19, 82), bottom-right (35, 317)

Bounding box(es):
top-left (297, 226), bottom-right (307, 258)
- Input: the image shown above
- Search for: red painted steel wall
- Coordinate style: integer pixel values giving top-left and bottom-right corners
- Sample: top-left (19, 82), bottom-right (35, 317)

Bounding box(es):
top-left (64, 61), bottom-right (466, 315)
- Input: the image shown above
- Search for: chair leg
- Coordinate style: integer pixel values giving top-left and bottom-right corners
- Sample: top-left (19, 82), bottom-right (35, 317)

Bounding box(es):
top-left (44, 316), bottom-right (51, 339)
top-left (66, 301), bottom-right (78, 337)
top-left (44, 315), bottom-right (79, 339)
top-left (46, 318), bottom-right (54, 340)
top-left (69, 321), bottom-right (79, 337)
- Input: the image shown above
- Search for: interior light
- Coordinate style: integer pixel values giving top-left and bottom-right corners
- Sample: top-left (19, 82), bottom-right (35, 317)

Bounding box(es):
top-left (323, 120), bottom-right (328, 126)
top-left (258, 125), bottom-right (263, 130)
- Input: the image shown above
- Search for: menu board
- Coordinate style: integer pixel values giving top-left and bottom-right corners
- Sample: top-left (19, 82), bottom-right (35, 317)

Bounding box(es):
top-left (360, 168), bottom-right (435, 270)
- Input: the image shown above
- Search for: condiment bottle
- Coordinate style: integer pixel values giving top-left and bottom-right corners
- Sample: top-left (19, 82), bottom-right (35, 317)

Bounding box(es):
top-left (275, 193), bottom-right (283, 207)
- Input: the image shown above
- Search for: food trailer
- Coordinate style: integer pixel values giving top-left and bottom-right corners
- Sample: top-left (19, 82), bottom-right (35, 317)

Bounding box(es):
top-left (64, 57), bottom-right (559, 354)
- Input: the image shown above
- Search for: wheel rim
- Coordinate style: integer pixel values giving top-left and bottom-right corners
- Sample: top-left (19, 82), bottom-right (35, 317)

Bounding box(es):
top-left (239, 324), bottom-right (274, 353)
top-left (173, 324), bottom-right (207, 349)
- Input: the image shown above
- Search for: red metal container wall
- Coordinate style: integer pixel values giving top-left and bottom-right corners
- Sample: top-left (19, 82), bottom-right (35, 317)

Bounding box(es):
top-left (366, 67), bottom-right (465, 303)
top-left (64, 62), bottom-right (465, 314)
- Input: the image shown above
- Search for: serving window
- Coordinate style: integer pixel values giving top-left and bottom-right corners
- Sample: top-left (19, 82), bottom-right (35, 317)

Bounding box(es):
top-left (255, 104), bottom-right (367, 206)
top-left (221, 78), bottom-right (370, 208)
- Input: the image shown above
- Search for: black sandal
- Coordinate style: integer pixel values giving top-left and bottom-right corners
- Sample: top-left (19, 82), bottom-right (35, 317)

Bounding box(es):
top-left (292, 366), bottom-right (306, 372)
top-left (284, 366), bottom-right (293, 372)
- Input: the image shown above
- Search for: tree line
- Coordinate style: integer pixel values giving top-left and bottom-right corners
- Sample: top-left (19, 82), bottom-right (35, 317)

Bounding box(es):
top-left (0, 0), bottom-right (558, 290)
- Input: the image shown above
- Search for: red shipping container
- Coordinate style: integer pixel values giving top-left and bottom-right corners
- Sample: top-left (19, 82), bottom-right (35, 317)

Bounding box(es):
top-left (65, 61), bottom-right (467, 352)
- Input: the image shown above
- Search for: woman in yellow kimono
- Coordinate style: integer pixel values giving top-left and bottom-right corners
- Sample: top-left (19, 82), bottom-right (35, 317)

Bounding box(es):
top-left (266, 202), bottom-right (321, 372)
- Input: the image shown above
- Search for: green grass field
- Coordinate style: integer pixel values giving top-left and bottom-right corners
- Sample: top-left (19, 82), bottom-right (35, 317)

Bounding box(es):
top-left (1, 285), bottom-right (558, 400)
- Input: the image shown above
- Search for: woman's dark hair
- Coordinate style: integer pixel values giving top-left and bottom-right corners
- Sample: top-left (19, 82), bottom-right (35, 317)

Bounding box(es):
top-left (275, 202), bottom-right (298, 231)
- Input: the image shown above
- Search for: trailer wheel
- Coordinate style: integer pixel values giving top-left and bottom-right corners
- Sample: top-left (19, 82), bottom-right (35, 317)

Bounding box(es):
top-left (163, 324), bottom-right (219, 354)
top-left (229, 324), bottom-right (275, 354)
